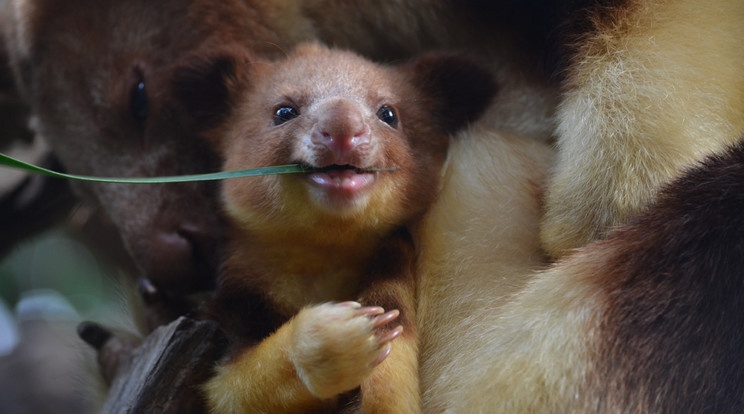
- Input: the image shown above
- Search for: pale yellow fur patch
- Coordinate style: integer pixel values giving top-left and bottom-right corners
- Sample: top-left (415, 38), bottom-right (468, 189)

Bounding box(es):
top-left (416, 124), bottom-right (555, 412)
top-left (417, 129), bottom-right (612, 410)
top-left (542, 0), bottom-right (744, 257)
top-left (445, 255), bottom-right (604, 414)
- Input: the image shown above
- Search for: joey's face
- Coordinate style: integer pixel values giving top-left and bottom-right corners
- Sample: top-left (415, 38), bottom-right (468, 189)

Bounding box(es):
top-left (276, 96), bottom-right (401, 211)
top-left (222, 45), bottom-right (435, 228)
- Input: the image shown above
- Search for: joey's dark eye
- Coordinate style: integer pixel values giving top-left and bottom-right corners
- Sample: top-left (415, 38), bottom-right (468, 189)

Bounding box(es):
top-left (376, 105), bottom-right (398, 128)
top-left (130, 81), bottom-right (148, 128)
top-left (273, 106), bottom-right (299, 125)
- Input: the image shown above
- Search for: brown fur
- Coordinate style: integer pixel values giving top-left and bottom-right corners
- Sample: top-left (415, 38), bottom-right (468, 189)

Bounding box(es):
top-left (2, 0), bottom-right (268, 294)
top-left (175, 43), bottom-right (494, 413)
top-left (584, 141), bottom-right (744, 412)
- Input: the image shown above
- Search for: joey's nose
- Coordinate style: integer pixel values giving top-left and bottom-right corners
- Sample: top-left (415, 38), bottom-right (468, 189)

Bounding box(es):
top-left (312, 99), bottom-right (371, 157)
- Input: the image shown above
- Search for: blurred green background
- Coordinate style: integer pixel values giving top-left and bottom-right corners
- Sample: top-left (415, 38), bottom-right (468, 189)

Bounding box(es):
top-left (0, 229), bottom-right (120, 320)
top-left (0, 227), bottom-right (123, 414)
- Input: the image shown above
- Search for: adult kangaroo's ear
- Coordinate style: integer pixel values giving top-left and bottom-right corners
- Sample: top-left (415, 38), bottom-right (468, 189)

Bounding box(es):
top-left (0, 3), bottom-right (33, 150)
top-left (171, 45), bottom-right (252, 133)
top-left (406, 53), bottom-right (497, 134)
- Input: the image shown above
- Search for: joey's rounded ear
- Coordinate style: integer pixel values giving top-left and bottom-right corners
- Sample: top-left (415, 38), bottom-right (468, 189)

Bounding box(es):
top-left (171, 45), bottom-right (253, 132)
top-left (407, 53), bottom-right (496, 134)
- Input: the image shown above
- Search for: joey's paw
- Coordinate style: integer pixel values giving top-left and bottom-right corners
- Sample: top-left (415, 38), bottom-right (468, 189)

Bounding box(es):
top-left (289, 302), bottom-right (402, 399)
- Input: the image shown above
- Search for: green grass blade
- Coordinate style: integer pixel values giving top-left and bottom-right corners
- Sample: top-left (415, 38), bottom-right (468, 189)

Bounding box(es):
top-left (0, 152), bottom-right (311, 183)
top-left (0, 152), bottom-right (396, 184)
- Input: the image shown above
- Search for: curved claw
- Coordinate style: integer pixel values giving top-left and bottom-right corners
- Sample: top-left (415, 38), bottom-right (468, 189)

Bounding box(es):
top-left (369, 313), bottom-right (403, 369)
top-left (377, 325), bottom-right (403, 344)
top-left (355, 305), bottom-right (385, 317)
top-left (337, 301), bottom-right (363, 308)
top-left (372, 309), bottom-right (399, 328)
top-left (369, 342), bottom-right (393, 368)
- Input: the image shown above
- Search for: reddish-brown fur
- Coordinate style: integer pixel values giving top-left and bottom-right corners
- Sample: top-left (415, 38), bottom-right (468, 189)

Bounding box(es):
top-left (176, 43), bottom-right (494, 413)
top-left (3, 0), bottom-right (272, 295)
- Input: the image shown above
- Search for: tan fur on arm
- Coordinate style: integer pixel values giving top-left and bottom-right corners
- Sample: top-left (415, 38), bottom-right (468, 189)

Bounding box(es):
top-left (205, 301), bottom-right (400, 414)
top-left (358, 333), bottom-right (419, 414)
top-left (203, 320), bottom-right (322, 414)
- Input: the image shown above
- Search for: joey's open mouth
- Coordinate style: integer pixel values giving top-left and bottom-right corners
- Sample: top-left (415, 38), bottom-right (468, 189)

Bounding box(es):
top-left (298, 163), bottom-right (397, 174)
top-left (296, 162), bottom-right (384, 197)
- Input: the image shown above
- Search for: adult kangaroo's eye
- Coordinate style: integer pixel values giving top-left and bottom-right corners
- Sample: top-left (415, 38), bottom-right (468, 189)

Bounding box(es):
top-left (273, 106), bottom-right (300, 125)
top-left (131, 80), bottom-right (148, 129)
top-left (376, 105), bottom-right (398, 128)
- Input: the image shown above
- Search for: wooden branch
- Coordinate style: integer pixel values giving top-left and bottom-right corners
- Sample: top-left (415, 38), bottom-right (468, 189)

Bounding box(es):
top-left (101, 317), bottom-right (226, 414)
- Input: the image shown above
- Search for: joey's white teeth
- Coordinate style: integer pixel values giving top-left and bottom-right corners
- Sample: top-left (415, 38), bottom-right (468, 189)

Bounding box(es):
top-left (332, 176), bottom-right (353, 186)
